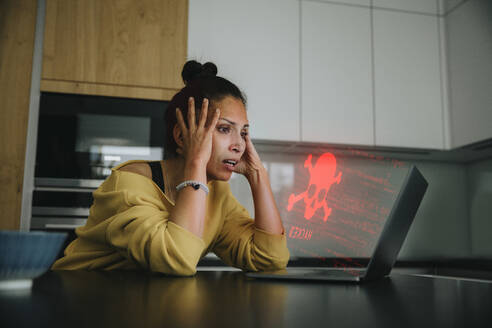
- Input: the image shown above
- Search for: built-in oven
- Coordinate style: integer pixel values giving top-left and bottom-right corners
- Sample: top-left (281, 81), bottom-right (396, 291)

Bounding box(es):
top-left (31, 92), bottom-right (168, 234)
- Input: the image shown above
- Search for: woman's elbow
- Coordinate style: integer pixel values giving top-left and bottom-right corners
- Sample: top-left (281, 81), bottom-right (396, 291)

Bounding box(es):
top-left (150, 261), bottom-right (198, 277)
top-left (267, 254), bottom-right (289, 271)
top-left (250, 250), bottom-right (290, 272)
top-left (267, 246), bottom-right (290, 270)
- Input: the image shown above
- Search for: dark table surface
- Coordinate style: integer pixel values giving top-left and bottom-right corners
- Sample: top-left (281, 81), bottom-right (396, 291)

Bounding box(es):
top-left (1, 269), bottom-right (491, 328)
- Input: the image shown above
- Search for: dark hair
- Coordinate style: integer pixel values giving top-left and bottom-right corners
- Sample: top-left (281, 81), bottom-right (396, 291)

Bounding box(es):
top-left (164, 60), bottom-right (247, 158)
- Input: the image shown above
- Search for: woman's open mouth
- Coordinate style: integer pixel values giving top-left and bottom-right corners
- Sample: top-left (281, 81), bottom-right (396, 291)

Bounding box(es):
top-left (223, 159), bottom-right (238, 171)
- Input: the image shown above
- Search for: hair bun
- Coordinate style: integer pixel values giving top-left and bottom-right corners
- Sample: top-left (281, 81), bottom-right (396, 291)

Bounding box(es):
top-left (201, 62), bottom-right (218, 77)
top-left (182, 60), bottom-right (218, 85)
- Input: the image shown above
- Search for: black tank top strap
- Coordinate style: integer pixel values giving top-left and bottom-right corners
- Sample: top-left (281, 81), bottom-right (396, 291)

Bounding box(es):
top-left (148, 161), bottom-right (165, 194)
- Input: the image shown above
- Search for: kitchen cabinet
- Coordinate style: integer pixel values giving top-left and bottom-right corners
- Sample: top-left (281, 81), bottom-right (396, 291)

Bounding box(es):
top-left (442, 0), bottom-right (466, 15)
top-left (313, 0), bottom-right (370, 6)
top-left (301, 1), bottom-right (373, 146)
top-left (373, 9), bottom-right (444, 149)
top-left (446, 0), bottom-right (492, 148)
top-left (373, 0), bottom-right (439, 14)
top-left (41, 0), bottom-right (188, 101)
top-left (187, 0), bottom-right (300, 141)
top-left (0, 0), bottom-right (37, 230)
top-left (189, 0), bottom-right (446, 149)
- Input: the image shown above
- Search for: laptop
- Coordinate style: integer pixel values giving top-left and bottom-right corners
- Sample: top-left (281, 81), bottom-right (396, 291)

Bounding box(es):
top-left (246, 165), bottom-right (428, 283)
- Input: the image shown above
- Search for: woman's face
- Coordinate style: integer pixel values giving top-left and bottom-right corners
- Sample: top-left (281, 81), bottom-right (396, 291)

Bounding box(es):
top-left (206, 96), bottom-right (249, 181)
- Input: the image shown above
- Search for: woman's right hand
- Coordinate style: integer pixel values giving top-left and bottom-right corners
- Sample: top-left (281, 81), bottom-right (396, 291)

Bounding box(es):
top-left (176, 97), bottom-right (220, 171)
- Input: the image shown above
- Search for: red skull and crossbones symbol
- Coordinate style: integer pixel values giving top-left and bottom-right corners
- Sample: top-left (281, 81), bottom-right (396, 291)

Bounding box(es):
top-left (287, 152), bottom-right (342, 222)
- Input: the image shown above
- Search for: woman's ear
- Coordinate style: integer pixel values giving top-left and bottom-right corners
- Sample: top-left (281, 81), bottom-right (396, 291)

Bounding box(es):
top-left (173, 124), bottom-right (184, 149)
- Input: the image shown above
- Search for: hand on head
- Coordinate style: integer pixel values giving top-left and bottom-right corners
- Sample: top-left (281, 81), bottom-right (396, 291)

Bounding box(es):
top-left (175, 96), bottom-right (264, 181)
top-left (175, 97), bottom-right (220, 169)
top-left (233, 135), bottom-right (264, 179)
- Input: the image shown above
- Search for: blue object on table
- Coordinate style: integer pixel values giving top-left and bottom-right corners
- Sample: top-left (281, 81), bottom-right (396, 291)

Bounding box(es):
top-left (0, 230), bottom-right (67, 290)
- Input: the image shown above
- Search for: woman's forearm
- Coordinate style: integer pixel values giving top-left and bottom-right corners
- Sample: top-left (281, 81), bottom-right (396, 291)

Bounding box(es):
top-left (247, 168), bottom-right (285, 235)
top-left (169, 162), bottom-right (208, 238)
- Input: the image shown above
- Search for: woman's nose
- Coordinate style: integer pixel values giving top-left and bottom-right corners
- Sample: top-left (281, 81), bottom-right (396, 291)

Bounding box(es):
top-left (230, 144), bottom-right (240, 153)
top-left (230, 135), bottom-right (245, 153)
top-left (230, 142), bottom-right (242, 153)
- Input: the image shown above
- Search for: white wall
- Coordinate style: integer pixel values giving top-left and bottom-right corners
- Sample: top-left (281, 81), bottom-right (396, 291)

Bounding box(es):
top-left (398, 160), bottom-right (470, 260)
top-left (467, 158), bottom-right (492, 257)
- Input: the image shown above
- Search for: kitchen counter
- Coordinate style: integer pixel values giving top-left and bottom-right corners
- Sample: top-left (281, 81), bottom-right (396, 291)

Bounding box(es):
top-left (1, 269), bottom-right (491, 328)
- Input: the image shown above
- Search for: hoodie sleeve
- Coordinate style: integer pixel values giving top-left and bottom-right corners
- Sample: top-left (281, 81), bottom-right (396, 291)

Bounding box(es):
top-left (211, 187), bottom-right (290, 271)
top-left (72, 170), bottom-right (206, 276)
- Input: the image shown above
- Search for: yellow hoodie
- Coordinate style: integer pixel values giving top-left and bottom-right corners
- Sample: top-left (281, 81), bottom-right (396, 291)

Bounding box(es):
top-left (52, 161), bottom-right (290, 276)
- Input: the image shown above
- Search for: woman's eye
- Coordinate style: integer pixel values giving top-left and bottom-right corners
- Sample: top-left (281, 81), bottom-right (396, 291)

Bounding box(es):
top-left (241, 131), bottom-right (248, 139)
top-left (218, 126), bottom-right (230, 133)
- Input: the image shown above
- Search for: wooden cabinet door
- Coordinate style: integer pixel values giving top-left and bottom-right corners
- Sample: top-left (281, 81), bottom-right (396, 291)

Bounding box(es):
top-left (0, 0), bottom-right (37, 230)
top-left (41, 0), bottom-right (188, 100)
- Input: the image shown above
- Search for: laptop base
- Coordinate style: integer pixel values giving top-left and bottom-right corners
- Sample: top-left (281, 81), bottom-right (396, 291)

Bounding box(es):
top-left (246, 267), bottom-right (369, 282)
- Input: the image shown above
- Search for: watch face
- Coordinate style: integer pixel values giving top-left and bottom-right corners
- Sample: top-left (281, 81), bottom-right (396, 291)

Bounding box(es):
top-left (192, 184), bottom-right (200, 190)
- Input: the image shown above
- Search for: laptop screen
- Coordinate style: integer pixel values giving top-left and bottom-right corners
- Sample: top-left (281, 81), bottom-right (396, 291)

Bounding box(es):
top-left (278, 148), bottom-right (410, 268)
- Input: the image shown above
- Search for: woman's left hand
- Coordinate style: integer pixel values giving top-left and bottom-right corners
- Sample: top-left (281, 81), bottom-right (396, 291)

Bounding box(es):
top-left (234, 135), bottom-right (265, 180)
top-left (234, 135), bottom-right (284, 235)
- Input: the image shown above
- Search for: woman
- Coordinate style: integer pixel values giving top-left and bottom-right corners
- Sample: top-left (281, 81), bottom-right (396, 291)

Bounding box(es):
top-left (52, 60), bottom-right (290, 276)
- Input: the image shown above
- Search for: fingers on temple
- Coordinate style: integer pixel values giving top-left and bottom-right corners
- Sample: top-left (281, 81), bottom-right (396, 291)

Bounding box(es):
top-left (208, 108), bottom-right (221, 133)
top-left (187, 97), bottom-right (196, 130)
top-left (198, 98), bottom-right (208, 128)
top-left (176, 108), bottom-right (187, 135)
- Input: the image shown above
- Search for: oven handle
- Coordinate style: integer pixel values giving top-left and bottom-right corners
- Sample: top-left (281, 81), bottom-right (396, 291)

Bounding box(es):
top-left (32, 206), bottom-right (90, 217)
top-left (31, 217), bottom-right (87, 230)
top-left (45, 223), bottom-right (84, 230)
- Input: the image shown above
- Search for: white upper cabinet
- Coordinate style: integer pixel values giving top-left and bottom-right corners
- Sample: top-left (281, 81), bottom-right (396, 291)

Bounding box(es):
top-left (446, 0), bottom-right (492, 148)
top-left (313, 0), bottom-right (370, 6)
top-left (373, 10), bottom-right (444, 149)
top-left (301, 1), bottom-right (374, 146)
top-left (188, 0), bottom-right (300, 141)
top-left (441, 0), bottom-right (466, 15)
top-left (373, 0), bottom-right (439, 14)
